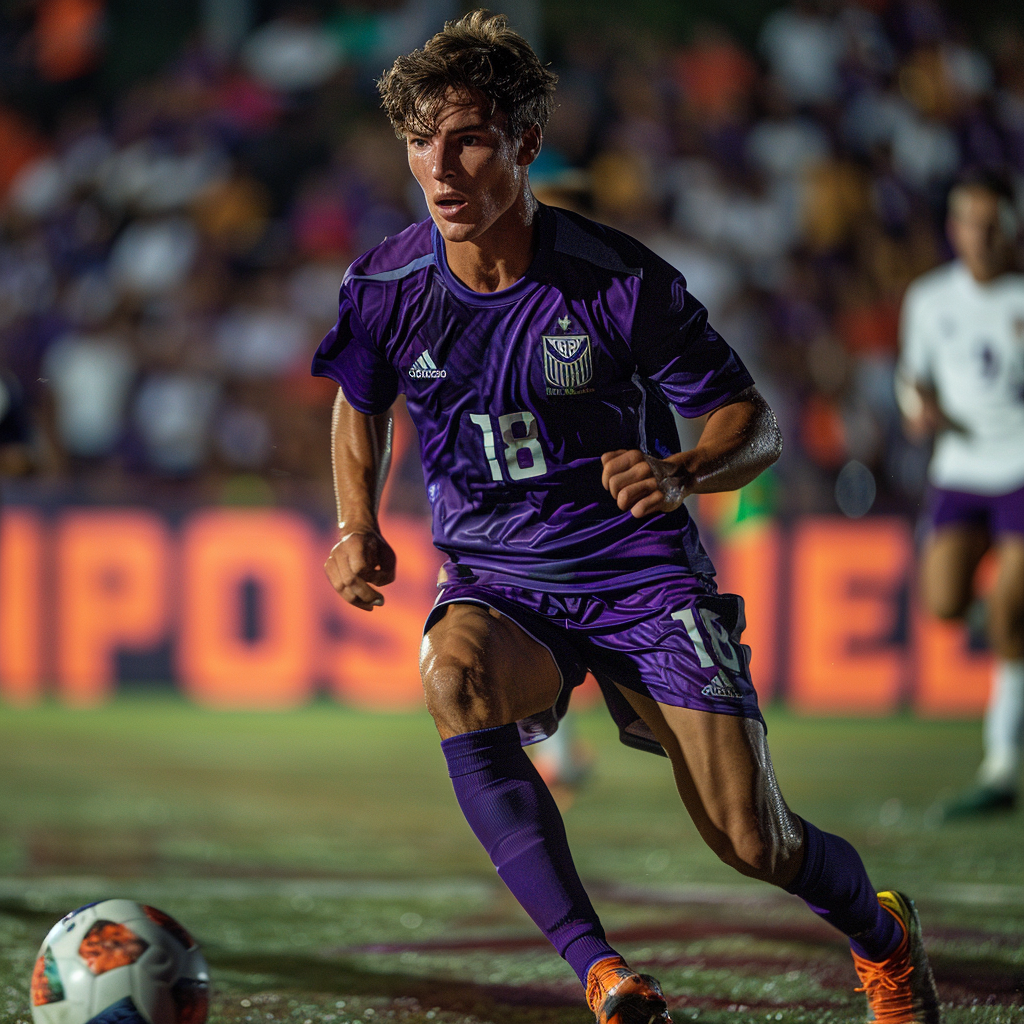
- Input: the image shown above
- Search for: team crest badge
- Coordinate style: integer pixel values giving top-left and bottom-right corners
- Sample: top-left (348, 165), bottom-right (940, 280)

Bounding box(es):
top-left (543, 334), bottom-right (594, 395)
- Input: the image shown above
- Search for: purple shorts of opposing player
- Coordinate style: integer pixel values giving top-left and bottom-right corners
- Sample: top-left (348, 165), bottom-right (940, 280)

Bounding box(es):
top-left (929, 482), bottom-right (1024, 537)
top-left (423, 569), bottom-right (765, 757)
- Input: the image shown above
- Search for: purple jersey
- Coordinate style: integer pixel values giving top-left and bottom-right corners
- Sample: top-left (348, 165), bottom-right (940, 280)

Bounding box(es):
top-left (312, 204), bottom-right (754, 588)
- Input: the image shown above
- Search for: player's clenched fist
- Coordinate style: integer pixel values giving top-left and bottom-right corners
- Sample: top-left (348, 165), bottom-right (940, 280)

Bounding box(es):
top-left (324, 529), bottom-right (397, 611)
top-left (600, 449), bottom-right (691, 518)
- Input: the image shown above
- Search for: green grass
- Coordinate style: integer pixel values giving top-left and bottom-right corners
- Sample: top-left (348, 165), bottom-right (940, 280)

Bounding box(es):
top-left (0, 699), bottom-right (1021, 1024)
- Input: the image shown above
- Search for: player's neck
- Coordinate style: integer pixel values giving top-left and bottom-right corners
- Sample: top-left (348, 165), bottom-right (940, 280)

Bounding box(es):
top-left (443, 193), bottom-right (539, 294)
top-left (962, 254), bottom-right (1014, 285)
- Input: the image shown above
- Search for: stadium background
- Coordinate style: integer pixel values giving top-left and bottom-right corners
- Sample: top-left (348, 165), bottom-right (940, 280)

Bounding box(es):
top-left (2, 0), bottom-right (1022, 712)
top-left (1, 2), bottom-right (1024, 1022)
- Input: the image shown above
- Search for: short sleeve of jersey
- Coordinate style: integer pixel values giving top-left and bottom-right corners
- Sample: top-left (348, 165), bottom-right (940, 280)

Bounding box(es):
top-left (632, 257), bottom-right (754, 416)
top-left (898, 280), bottom-right (932, 386)
top-left (311, 288), bottom-right (400, 415)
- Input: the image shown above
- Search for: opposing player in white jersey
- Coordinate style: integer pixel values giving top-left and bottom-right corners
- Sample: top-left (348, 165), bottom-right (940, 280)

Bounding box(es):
top-left (897, 170), bottom-right (1024, 818)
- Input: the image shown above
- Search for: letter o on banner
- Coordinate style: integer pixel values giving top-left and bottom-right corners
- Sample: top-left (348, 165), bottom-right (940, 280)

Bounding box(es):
top-left (180, 510), bottom-right (315, 707)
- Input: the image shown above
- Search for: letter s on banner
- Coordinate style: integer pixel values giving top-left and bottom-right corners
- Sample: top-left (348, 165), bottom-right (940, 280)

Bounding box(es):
top-left (319, 514), bottom-right (441, 709)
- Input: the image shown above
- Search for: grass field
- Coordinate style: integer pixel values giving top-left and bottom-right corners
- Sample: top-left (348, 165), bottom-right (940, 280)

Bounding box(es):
top-left (0, 699), bottom-right (1021, 1024)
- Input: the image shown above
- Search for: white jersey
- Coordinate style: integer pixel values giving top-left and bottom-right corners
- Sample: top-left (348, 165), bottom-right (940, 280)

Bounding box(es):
top-left (899, 261), bottom-right (1024, 494)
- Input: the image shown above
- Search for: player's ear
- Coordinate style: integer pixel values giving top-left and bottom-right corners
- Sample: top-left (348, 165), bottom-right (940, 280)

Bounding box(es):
top-left (517, 124), bottom-right (542, 166)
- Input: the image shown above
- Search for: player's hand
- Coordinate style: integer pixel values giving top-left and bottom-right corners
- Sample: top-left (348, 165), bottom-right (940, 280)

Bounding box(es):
top-left (324, 529), bottom-right (397, 611)
top-left (600, 449), bottom-right (692, 518)
top-left (898, 379), bottom-right (970, 441)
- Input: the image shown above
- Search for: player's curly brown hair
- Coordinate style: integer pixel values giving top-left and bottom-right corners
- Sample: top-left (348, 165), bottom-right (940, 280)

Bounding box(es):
top-left (377, 10), bottom-right (557, 140)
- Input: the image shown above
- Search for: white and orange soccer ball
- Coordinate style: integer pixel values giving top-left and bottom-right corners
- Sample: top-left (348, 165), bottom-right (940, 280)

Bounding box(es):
top-left (30, 899), bottom-right (209, 1024)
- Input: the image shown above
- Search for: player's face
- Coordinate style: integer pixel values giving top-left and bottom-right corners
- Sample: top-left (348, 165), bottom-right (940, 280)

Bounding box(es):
top-left (947, 187), bottom-right (1014, 283)
top-left (406, 95), bottom-right (540, 245)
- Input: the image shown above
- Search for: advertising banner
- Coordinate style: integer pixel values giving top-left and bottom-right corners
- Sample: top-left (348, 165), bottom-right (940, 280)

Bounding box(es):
top-left (0, 503), bottom-right (991, 716)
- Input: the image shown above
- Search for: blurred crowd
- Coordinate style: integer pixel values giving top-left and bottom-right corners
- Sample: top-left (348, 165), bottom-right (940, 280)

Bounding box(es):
top-left (0, 0), bottom-right (1022, 515)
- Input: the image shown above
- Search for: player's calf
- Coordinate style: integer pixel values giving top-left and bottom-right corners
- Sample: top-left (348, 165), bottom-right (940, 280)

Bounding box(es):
top-left (986, 544), bottom-right (1024, 659)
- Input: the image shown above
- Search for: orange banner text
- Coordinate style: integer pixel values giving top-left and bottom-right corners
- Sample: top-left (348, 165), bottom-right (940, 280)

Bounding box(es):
top-left (0, 508), bottom-right (993, 716)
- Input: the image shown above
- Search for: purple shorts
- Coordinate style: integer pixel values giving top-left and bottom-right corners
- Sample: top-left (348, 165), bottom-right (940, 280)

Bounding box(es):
top-left (929, 482), bottom-right (1024, 538)
top-left (424, 569), bottom-right (765, 757)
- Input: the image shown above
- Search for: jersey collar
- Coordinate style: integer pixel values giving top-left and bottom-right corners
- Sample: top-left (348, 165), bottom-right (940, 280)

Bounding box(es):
top-left (431, 205), bottom-right (553, 306)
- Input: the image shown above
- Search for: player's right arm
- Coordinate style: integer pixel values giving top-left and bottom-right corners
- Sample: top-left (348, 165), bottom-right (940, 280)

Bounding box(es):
top-left (323, 387), bottom-right (397, 611)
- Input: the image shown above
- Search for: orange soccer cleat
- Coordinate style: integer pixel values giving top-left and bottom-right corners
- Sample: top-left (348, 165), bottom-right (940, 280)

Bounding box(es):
top-left (585, 955), bottom-right (672, 1024)
top-left (852, 891), bottom-right (941, 1024)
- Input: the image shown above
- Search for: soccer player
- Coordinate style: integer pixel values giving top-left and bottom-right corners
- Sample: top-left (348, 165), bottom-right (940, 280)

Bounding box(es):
top-left (314, 13), bottom-right (941, 1023)
top-left (897, 171), bottom-right (1024, 819)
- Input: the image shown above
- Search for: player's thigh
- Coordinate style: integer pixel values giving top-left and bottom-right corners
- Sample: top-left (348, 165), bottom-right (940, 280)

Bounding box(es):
top-left (613, 684), bottom-right (801, 886)
top-left (420, 602), bottom-right (562, 738)
top-left (921, 525), bottom-right (989, 619)
top-left (988, 536), bottom-right (1024, 657)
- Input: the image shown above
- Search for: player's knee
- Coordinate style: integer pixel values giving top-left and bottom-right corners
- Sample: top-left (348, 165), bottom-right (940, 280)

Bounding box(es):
top-left (922, 582), bottom-right (969, 620)
top-left (987, 590), bottom-right (1024, 658)
top-left (421, 646), bottom-right (486, 722)
top-left (705, 819), bottom-right (800, 885)
top-left (716, 829), bottom-right (770, 878)
top-left (703, 825), bottom-right (761, 877)
top-left (419, 625), bottom-right (504, 734)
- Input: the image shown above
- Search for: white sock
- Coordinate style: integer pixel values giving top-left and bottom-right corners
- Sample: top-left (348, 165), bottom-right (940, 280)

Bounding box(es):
top-left (978, 659), bottom-right (1024, 791)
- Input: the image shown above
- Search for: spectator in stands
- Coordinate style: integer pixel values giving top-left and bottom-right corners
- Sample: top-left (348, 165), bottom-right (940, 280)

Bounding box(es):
top-left (0, 0), bottom-right (1018, 521)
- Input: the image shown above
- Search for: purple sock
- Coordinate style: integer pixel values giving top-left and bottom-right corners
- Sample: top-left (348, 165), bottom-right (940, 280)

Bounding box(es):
top-left (785, 818), bottom-right (902, 961)
top-left (441, 724), bottom-right (616, 984)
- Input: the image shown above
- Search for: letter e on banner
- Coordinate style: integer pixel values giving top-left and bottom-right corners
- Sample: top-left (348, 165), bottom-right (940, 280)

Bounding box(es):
top-left (180, 509), bottom-right (315, 707)
top-left (789, 517), bottom-right (911, 714)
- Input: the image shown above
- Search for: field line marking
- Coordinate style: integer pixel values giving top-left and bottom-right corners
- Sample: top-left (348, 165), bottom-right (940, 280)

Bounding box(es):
top-left (0, 876), bottom-right (496, 902)
top-left (3, 877), bottom-right (1022, 907)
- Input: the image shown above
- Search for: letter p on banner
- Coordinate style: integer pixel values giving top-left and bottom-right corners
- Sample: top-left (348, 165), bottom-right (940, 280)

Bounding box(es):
top-left (57, 510), bottom-right (171, 705)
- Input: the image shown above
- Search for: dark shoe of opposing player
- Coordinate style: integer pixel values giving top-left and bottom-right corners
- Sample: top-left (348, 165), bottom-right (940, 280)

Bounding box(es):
top-left (941, 784), bottom-right (1016, 821)
top-left (851, 891), bottom-right (941, 1024)
top-left (586, 956), bottom-right (672, 1024)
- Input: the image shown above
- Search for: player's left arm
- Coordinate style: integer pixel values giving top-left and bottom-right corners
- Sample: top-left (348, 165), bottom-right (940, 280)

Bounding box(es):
top-left (601, 385), bottom-right (782, 518)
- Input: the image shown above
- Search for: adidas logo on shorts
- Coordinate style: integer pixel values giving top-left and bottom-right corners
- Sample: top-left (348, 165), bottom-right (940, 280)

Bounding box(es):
top-left (701, 671), bottom-right (743, 700)
top-left (408, 350), bottom-right (446, 379)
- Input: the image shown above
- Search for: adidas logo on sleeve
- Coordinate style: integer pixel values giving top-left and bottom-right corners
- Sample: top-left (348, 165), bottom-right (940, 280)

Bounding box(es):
top-left (408, 350), bottom-right (447, 379)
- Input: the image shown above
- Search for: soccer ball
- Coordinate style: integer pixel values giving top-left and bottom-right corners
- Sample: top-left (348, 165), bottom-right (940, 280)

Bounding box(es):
top-left (30, 899), bottom-right (209, 1024)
